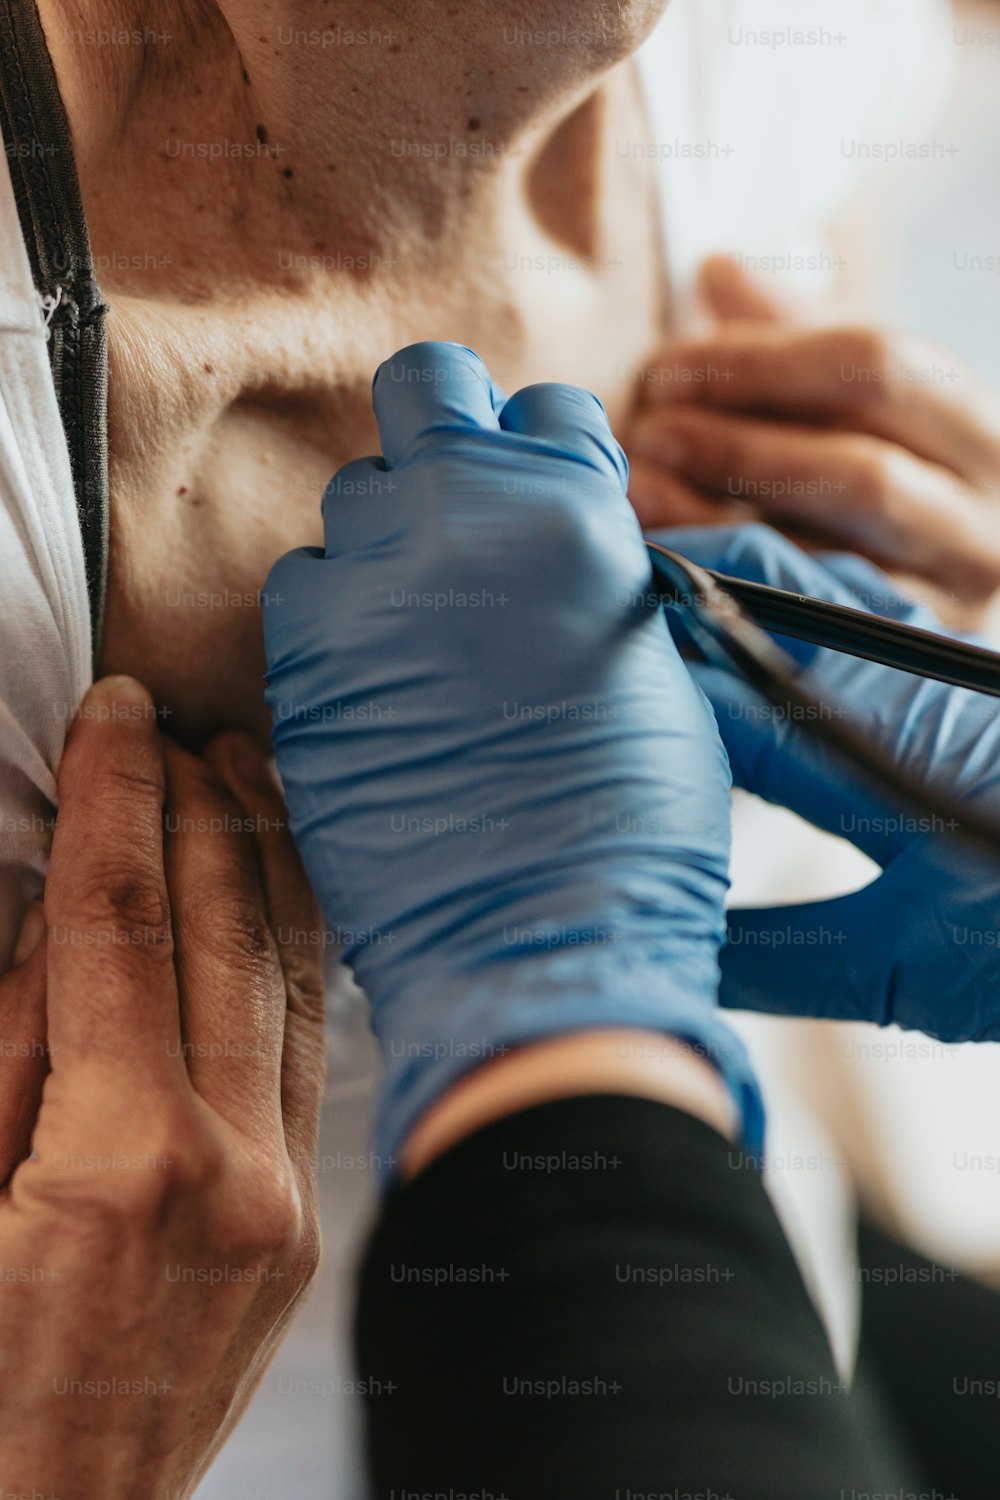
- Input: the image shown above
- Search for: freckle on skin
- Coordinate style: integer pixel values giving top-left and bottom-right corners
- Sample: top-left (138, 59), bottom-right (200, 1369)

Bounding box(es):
top-left (256, 123), bottom-right (268, 145)
top-left (203, 363), bottom-right (214, 374)
top-left (283, 168), bottom-right (294, 179)
top-left (467, 118), bottom-right (480, 131)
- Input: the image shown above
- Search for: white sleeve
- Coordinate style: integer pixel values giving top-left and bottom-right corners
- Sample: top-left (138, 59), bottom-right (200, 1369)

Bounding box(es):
top-left (0, 148), bottom-right (92, 970)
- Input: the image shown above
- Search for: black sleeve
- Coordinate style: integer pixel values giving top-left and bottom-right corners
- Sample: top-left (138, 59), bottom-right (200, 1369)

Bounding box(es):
top-left (855, 1218), bottom-right (1000, 1500)
top-left (354, 1094), bottom-right (924, 1500)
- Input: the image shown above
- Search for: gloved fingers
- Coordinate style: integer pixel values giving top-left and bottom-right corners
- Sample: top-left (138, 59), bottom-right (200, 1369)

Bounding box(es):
top-left (487, 374), bottom-right (508, 418)
top-left (660, 524), bottom-right (968, 644)
top-left (690, 662), bottom-right (911, 867)
top-left (500, 382), bottom-right (630, 491)
top-left (372, 342), bottom-right (501, 469)
top-left (655, 523), bottom-right (860, 670)
top-left (322, 457), bottom-right (399, 559)
top-left (655, 523), bottom-right (858, 597)
top-left (719, 886), bottom-right (892, 1027)
top-left (814, 548), bottom-right (950, 633)
top-left (261, 545), bottom-right (326, 673)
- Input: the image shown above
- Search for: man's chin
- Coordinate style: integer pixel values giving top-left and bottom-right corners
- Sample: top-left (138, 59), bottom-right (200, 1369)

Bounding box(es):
top-left (581, 0), bottom-right (671, 52)
top-left (505, 0), bottom-right (671, 59)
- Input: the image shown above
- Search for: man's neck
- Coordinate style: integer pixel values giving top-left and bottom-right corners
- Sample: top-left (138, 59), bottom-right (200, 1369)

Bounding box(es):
top-left (38, 0), bottom-right (663, 278)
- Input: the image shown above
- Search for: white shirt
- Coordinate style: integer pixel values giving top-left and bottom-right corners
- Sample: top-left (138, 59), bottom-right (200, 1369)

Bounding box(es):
top-left (0, 145), bottom-right (91, 972)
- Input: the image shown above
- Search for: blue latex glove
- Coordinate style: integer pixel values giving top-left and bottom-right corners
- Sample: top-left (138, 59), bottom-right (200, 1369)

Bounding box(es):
top-left (263, 343), bottom-right (763, 1172)
top-left (656, 522), bottom-right (1000, 1041)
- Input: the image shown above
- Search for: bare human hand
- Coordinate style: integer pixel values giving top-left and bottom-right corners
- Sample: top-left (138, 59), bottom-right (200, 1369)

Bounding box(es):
top-left (0, 675), bottom-right (327, 1499)
top-left (624, 257), bottom-right (1000, 622)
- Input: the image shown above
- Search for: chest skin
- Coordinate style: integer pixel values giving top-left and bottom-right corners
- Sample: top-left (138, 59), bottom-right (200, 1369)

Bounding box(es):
top-left (88, 62), bottom-right (665, 744)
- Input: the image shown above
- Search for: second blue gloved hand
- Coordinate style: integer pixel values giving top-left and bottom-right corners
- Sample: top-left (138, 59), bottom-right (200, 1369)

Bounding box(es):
top-left (263, 343), bottom-right (762, 1170)
top-left (656, 522), bottom-right (1000, 1042)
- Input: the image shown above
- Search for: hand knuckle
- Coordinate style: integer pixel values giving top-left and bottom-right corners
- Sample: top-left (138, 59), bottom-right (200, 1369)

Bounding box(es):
top-left (68, 860), bottom-right (172, 950)
top-left (87, 759), bottom-right (165, 817)
top-left (222, 1167), bottom-right (302, 1261)
top-left (731, 341), bottom-right (768, 389)
top-left (281, 950), bottom-right (326, 1025)
top-left (719, 521), bottom-right (786, 578)
top-left (848, 440), bottom-right (896, 510)
top-left (711, 433), bottom-right (749, 490)
top-left (37, 1114), bottom-right (213, 1232)
top-left (836, 327), bottom-right (895, 403)
top-left (196, 887), bottom-right (275, 969)
top-left (538, 486), bottom-right (620, 567)
top-left (295, 1218), bottom-right (322, 1288)
top-left (253, 1184), bottom-right (302, 1258)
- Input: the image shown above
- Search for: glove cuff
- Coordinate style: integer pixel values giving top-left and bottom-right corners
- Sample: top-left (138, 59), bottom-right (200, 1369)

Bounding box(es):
top-left (368, 953), bottom-right (765, 1183)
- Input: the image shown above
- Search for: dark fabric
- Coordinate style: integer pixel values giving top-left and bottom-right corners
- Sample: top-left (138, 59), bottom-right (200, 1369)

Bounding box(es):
top-left (0, 0), bottom-right (108, 661)
top-left (856, 1218), bottom-right (1000, 1500)
top-left (355, 1093), bottom-right (922, 1499)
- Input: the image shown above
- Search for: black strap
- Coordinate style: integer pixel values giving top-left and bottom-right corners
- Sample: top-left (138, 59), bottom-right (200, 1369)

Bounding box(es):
top-left (0, 0), bottom-right (108, 663)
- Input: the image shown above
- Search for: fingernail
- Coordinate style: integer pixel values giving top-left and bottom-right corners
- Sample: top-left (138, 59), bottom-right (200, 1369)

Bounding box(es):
top-left (80, 675), bottom-right (154, 718)
top-left (13, 901), bottom-right (46, 965)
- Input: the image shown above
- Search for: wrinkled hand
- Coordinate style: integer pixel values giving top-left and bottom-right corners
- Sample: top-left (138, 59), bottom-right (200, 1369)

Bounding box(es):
top-left (0, 677), bottom-right (327, 1499)
top-left (624, 258), bottom-right (1000, 621)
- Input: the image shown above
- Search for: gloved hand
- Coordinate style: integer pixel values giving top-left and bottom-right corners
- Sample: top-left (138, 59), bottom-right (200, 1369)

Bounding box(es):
top-left (656, 522), bottom-right (1000, 1041)
top-left (263, 342), bottom-right (762, 1172)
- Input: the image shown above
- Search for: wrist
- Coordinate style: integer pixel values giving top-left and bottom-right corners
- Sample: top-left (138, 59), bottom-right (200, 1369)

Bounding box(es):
top-left (399, 1028), bottom-right (738, 1180)
top-left (368, 953), bottom-right (763, 1179)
